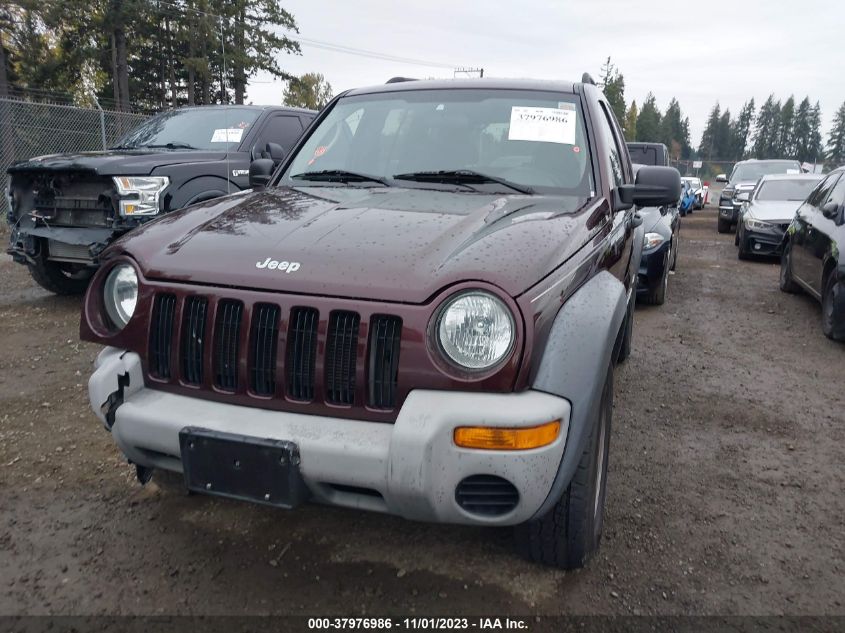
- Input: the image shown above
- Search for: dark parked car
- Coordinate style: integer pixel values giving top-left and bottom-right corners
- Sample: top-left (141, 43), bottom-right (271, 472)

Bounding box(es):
top-left (80, 77), bottom-right (680, 568)
top-left (716, 159), bottom-right (802, 233)
top-left (6, 105), bottom-right (316, 294)
top-left (780, 166), bottom-right (845, 340)
top-left (626, 142), bottom-right (669, 167)
top-left (633, 165), bottom-right (680, 305)
top-left (735, 173), bottom-right (822, 259)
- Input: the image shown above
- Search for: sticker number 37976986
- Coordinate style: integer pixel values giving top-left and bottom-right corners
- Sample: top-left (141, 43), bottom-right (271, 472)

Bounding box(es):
top-left (508, 106), bottom-right (576, 145)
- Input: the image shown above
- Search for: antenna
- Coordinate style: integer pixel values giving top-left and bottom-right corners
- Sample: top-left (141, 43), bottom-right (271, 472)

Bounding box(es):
top-left (220, 16), bottom-right (230, 195)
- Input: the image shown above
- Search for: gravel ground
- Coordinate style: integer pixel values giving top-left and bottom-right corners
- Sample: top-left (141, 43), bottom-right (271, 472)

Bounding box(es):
top-left (0, 202), bottom-right (843, 618)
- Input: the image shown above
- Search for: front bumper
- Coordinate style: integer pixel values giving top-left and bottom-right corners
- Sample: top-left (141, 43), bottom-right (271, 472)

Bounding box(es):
top-left (740, 226), bottom-right (785, 256)
top-left (637, 241), bottom-right (670, 294)
top-left (718, 200), bottom-right (740, 223)
top-left (89, 348), bottom-right (572, 526)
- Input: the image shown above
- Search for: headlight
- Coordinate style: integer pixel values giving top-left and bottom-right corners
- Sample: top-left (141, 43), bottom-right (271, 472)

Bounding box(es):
top-left (744, 217), bottom-right (773, 231)
top-left (103, 264), bottom-right (138, 329)
top-left (643, 232), bottom-right (665, 250)
top-left (113, 176), bottom-right (169, 216)
top-left (436, 291), bottom-right (515, 371)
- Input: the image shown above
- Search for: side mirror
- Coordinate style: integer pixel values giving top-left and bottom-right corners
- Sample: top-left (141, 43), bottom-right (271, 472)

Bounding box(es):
top-left (249, 158), bottom-right (275, 190)
top-left (618, 166), bottom-right (682, 208)
top-left (716, 174), bottom-right (727, 183)
top-left (822, 200), bottom-right (840, 219)
top-left (250, 142), bottom-right (287, 164)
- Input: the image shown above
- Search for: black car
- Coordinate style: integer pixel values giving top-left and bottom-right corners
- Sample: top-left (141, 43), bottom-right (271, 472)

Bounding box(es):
top-left (716, 159), bottom-right (802, 234)
top-left (6, 104), bottom-right (316, 294)
top-left (780, 166), bottom-right (845, 340)
top-left (735, 173), bottom-right (822, 259)
top-left (635, 197), bottom-right (680, 305)
top-left (626, 142), bottom-right (669, 167)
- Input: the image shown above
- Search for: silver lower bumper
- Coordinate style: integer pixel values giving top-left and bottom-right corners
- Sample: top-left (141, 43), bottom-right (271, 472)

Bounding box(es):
top-left (89, 348), bottom-right (571, 526)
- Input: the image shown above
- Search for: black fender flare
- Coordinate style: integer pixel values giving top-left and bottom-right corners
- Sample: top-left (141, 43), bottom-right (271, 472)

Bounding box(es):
top-left (529, 270), bottom-right (628, 519)
top-left (167, 176), bottom-right (240, 210)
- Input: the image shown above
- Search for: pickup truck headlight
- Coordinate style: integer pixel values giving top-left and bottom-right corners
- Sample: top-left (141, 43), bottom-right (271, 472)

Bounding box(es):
top-left (103, 264), bottom-right (138, 329)
top-left (435, 291), bottom-right (514, 371)
top-left (744, 217), bottom-right (774, 231)
top-left (113, 176), bottom-right (169, 216)
top-left (643, 232), bottom-right (665, 250)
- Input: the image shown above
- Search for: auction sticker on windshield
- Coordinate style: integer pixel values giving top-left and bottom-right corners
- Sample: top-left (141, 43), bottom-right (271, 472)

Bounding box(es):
top-left (508, 106), bottom-right (576, 144)
top-left (211, 128), bottom-right (245, 143)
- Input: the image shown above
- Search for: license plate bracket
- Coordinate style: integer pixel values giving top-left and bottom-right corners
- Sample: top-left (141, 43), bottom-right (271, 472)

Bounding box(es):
top-left (179, 427), bottom-right (309, 508)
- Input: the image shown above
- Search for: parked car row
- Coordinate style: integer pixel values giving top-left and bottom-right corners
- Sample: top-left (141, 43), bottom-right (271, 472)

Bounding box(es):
top-left (731, 167), bottom-right (845, 341)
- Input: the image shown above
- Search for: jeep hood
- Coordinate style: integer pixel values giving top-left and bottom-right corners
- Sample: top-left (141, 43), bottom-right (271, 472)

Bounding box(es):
top-left (114, 186), bottom-right (597, 304)
top-left (7, 149), bottom-right (227, 176)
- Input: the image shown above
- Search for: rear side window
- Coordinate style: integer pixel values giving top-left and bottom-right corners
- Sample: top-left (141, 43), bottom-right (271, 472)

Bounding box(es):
top-left (253, 115), bottom-right (304, 154)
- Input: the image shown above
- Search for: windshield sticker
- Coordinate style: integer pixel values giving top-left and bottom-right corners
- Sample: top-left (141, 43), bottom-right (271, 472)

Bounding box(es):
top-left (508, 106), bottom-right (576, 144)
top-left (211, 128), bottom-right (244, 143)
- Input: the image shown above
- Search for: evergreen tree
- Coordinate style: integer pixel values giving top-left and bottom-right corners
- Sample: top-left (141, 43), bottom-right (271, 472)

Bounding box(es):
top-left (716, 109), bottom-right (732, 159)
top-left (791, 97), bottom-right (812, 163)
top-left (599, 57), bottom-right (626, 123)
top-left (730, 99), bottom-right (755, 161)
top-left (636, 93), bottom-right (661, 143)
top-left (659, 98), bottom-right (684, 158)
top-left (827, 101), bottom-right (845, 167)
top-left (698, 103), bottom-right (721, 160)
top-left (778, 96), bottom-right (796, 158)
top-left (623, 100), bottom-right (638, 141)
top-left (284, 72), bottom-right (333, 110)
top-left (809, 102), bottom-right (823, 165)
top-left (752, 95), bottom-right (781, 159)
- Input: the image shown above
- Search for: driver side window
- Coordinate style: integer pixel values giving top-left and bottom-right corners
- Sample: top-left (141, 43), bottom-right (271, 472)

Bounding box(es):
top-left (594, 102), bottom-right (625, 188)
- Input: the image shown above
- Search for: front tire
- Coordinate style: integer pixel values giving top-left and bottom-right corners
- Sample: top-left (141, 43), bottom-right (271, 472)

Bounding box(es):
top-left (641, 250), bottom-right (669, 306)
top-left (717, 217), bottom-right (732, 234)
top-left (737, 230), bottom-right (751, 260)
top-left (616, 290), bottom-right (635, 364)
top-left (27, 252), bottom-right (94, 295)
top-left (514, 366), bottom-right (613, 569)
top-left (779, 243), bottom-right (801, 294)
top-left (821, 274), bottom-right (845, 341)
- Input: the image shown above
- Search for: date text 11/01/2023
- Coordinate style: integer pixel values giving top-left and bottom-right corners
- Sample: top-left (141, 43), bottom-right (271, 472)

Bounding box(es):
top-left (307, 617), bottom-right (530, 630)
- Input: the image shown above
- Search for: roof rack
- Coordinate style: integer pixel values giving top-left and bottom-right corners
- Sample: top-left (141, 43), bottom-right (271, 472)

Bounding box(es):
top-left (386, 77), bottom-right (417, 84)
top-left (581, 72), bottom-right (596, 86)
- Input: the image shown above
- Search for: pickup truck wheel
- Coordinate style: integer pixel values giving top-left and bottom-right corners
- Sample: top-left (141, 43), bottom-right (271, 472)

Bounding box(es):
top-left (27, 255), bottom-right (93, 295)
top-left (514, 366), bottom-right (613, 569)
top-left (779, 243), bottom-right (801, 294)
top-left (821, 274), bottom-right (845, 341)
top-left (717, 217), bottom-right (732, 234)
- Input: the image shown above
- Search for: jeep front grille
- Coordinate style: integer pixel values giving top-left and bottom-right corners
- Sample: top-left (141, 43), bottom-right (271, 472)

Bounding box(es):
top-left (145, 293), bottom-right (404, 417)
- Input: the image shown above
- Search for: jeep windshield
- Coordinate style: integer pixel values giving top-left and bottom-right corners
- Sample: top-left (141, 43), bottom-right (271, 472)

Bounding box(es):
top-left (281, 89), bottom-right (593, 202)
top-left (730, 161), bottom-right (801, 183)
top-left (112, 107), bottom-right (260, 151)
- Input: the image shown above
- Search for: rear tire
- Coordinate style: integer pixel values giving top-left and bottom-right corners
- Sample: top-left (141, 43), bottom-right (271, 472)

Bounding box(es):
top-left (821, 274), bottom-right (845, 341)
top-left (779, 242), bottom-right (801, 294)
top-left (27, 251), bottom-right (93, 295)
top-left (717, 217), bottom-right (732, 234)
top-left (514, 366), bottom-right (613, 569)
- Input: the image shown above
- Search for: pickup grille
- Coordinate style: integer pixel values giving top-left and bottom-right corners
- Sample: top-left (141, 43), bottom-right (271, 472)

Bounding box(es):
top-left (146, 293), bottom-right (404, 418)
top-left (16, 171), bottom-right (115, 226)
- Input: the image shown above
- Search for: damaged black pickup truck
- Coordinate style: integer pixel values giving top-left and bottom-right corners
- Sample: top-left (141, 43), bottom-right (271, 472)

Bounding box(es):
top-left (6, 104), bottom-right (314, 294)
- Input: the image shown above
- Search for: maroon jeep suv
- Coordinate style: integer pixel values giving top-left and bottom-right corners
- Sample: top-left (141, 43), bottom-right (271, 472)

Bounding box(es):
top-left (80, 77), bottom-right (680, 568)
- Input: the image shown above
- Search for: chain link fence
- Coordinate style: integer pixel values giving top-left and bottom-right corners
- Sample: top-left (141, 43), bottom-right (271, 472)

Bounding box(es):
top-left (0, 98), bottom-right (149, 214)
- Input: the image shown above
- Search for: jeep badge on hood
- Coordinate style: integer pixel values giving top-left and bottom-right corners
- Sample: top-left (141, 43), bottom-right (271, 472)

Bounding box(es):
top-left (255, 257), bottom-right (301, 273)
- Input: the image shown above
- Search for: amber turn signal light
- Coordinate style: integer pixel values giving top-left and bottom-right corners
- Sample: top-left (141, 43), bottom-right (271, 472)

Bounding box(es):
top-left (453, 420), bottom-right (561, 451)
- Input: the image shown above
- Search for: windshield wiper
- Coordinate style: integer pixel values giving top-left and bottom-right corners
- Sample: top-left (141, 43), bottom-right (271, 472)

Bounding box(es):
top-left (140, 142), bottom-right (198, 150)
top-left (393, 169), bottom-right (534, 195)
top-left (291, 169), bottom-right (391, 186)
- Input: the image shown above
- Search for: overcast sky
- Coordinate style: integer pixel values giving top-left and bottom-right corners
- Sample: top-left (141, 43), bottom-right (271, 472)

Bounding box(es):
top-left (245, 0), bottom-right (844, 149)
